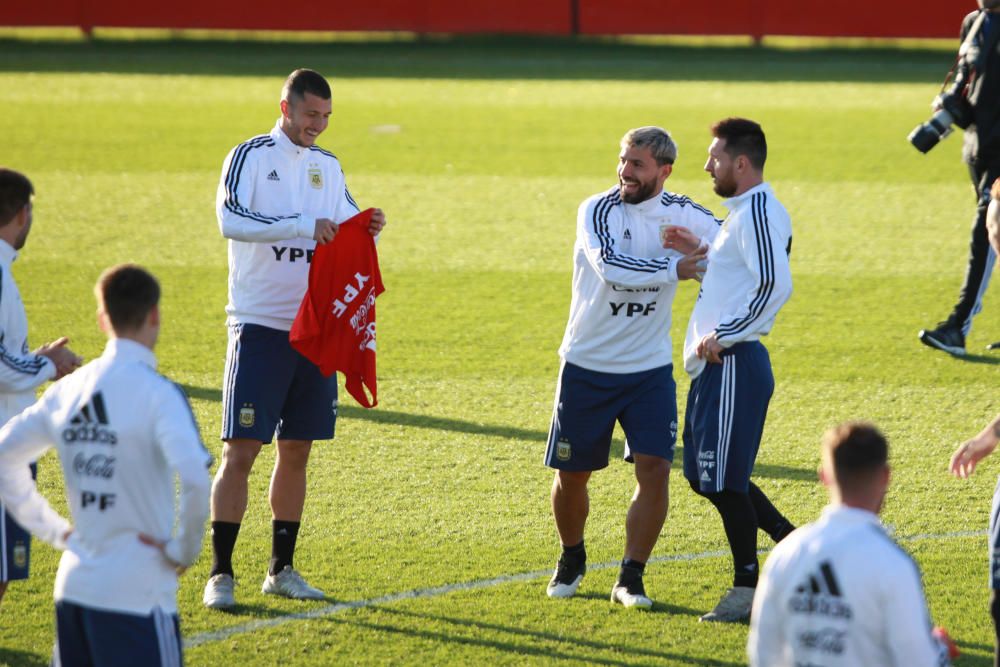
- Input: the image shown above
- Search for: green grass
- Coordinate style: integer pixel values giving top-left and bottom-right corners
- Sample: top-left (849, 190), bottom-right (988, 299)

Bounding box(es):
top-left (0, 32), bottom-right (998, 666)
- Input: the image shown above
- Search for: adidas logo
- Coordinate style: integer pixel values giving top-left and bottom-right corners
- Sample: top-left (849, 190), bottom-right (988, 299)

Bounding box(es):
top-left (267, 170), bottom-right (280, 182)
top-left (63, 392), bottom-right (117, 445)
top-left (700, 470), bottom-right (711, 482)
top-left (623, 229), bottom-right (632, 240)
top-left (796, 561), bottom-right (841, 597)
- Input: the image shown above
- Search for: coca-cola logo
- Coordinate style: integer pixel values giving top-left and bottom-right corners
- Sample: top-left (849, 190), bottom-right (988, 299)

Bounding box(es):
top-left (73, 453), bottom-right (115, 479)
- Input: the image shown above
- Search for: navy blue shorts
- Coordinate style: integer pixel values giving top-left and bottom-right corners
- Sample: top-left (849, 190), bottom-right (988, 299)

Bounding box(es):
top-left (544, 362), bottom-right (678, 472)
top-left (682, 341), bottom-right (773, 493)
top-left (990, 476), bottom-right (1000, 589)
top-left (53, 600), bottom-right (182, 667)
top-left (221, 323), bottom-right (338, 444)
top-left (1, 462), bottom-right (36, 582)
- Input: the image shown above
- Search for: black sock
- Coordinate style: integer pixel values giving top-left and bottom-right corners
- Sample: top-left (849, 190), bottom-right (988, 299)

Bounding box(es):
top-left (269, 520), bottom-right (301, 576)
top-left (700, 488), bottom-right (760, 588)
top-left (618, 559), bottom-right (645, 585)
top-left (210, 521), bottom-right (241, 578)
top-left (748, 481), bottom-right (795, 542)
top-left (562, 540), bottom-right (586, 563)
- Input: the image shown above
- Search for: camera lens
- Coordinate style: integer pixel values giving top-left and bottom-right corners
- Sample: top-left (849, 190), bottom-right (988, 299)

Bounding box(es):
top-left (908, 123), bottom-right (941, 153)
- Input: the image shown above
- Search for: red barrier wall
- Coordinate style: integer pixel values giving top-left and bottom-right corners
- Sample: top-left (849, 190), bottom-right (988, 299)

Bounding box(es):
top-left (0, 0), bottom-right (979, 40)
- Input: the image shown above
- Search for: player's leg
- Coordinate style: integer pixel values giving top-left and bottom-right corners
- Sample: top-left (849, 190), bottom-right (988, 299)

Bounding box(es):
top-left (261, 349), bottom-right (336, 600)
top-left (747, 481), bottom-right (795, 542)
top-left (207, 323), bottom-right (295, 608)
top-left (61, 602), bottom-right (183, 667)
top-left (544, 362), bottom-right (616, 599)
top-left (613, 363), bottom-right (677, 608)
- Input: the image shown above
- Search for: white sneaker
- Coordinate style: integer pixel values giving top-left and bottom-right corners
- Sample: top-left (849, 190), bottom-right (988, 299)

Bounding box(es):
top-left (546, 555), bottom-right (586, 598)
top-left (611, 580), bottom-right (653, 609)
top-left (261, 566), bottom-right (325, 600)
top-left (203, 573), bottom-right (236, 609)
top-left (699, 586), bottom-right (755, 623)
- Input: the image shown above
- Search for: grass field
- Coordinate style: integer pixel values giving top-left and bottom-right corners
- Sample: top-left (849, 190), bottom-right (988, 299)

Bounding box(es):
top-left (0, 30), bottom-right (998, 666)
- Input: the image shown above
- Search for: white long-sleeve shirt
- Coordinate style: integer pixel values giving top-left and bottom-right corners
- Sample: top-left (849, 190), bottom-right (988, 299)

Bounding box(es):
top-left (217, 121), bottom-right (361, 331)
top-left (683, 182), bottom-right (793, 379)
top-left (0, 240), bottom-right (55, 424)
top-left (559, 186), bottom-right (722, 374)
top-left (748, 505), bottom-right (951, 667)
top-left (0, 338), bottom-right (212, 615)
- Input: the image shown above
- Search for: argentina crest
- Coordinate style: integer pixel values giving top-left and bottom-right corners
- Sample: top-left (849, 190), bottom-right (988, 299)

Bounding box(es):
top-left (239, 403), bottom-right (255, 428)
top-left (308, 166), bottom-right (323, 189)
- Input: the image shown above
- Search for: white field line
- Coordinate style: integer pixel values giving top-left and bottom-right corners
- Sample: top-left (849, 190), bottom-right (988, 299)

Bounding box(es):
top-left (185, 528), bottom-right (986, 649)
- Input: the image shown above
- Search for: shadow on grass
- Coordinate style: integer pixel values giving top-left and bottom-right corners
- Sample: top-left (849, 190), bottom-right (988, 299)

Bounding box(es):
top-left (0, 647), bottom-right (48, 667)
top-left (328, 605), bottom-right (745, 666)
top-left (0, 34), bottom-right (954, 84)
top-left (572, 590), bottom-right (706, 617)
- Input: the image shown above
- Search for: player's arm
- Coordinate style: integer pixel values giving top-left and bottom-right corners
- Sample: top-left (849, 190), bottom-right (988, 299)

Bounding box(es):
top-left (143, 384), bottom-right (212, 570)
top-left (216, 145), bottom-right (321, 244)
top-left (746, 551), bottom-right (787, 666)
top-left (883, 561), bottom-right (952, 667)
top-left (949, 413), bottom-right (1000, 478)
top-left (579, 197), bottom-right (702, 287)
top-left (0, 396), bottom-right (72, 550)
top-left (713, 214), bottom-right (793, 347)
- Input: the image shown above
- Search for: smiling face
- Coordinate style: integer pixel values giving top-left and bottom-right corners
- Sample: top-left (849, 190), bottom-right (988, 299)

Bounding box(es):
top-left (279, 92), bottom-right (332, 148)
top-left (704, 137), bottom-right (738, 198)
top-left (617, 144), bottom-right (671, 204)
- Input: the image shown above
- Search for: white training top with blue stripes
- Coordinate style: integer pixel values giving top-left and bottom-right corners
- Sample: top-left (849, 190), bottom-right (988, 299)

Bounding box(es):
top-left (683, 182), bottom-right (793, 379)
top-left (559, 186), bottom-right (722, 374)
top-left (216, 121), bottom-right (361, 331)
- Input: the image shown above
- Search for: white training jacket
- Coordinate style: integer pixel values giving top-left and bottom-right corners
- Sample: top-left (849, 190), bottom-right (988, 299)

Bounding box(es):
top-left (683, 182), bottom-right (793, 379)
top-left (748, 505), bottom-right (951, 667)
top-left (559, 186), bottom-right (722, 374)
top-left (0, 240), bottom-right (55, 424)
top-left (0, 338), bottom-right (212, 615)
top-left (217, 120), bottom-right (361, 332)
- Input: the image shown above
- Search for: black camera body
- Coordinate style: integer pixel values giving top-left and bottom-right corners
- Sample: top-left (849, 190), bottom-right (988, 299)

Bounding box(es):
top-left (908, 92), bottom-right (974, 153)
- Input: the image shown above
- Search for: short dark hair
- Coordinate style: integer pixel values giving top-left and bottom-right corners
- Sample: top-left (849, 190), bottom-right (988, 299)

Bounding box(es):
top-left (822, 422), bottom-right (888, 493)
top-left (95, 264), bottom-right (160, 333)
top-left (0, 168), bottom-right (33, 227)
top-left (711, 117), bottom-right (767, 170)
top-left (282, 69), bottom-right (331, 102)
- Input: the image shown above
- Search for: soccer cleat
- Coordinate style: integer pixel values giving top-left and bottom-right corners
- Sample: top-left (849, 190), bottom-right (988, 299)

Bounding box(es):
top-left (261, 566), bottom-right (325, 600)
top-left (699, 586), bottom-right (755, 623)
top-left (610, 572), bottom-right (653, 609)
top-left (918, 323), bottom-right (966, 356)
top-left (203, 573), bottom-right (236, 609)
top-left (546, 554), bottom-right (586, 598)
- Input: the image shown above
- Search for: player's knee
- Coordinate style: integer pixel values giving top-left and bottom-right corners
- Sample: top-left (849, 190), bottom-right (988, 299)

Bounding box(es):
top-left (276, 440), bottom-right (312, 469)
top-left (220, 440), bottom-right (262, 475)
top-left (555, 469), bottom-right (590, 492)
top-left (633, 455), bottom-right (670, 485)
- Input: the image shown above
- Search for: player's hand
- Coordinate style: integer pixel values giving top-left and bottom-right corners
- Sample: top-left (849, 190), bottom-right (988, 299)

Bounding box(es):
top-left (138, 533), bottom-right (187, 575)
top-left (662, 225), bottom-right (702, 254)
top-left (369, 208), bottom-right (386, 236)
top-left (677, 250), bottom-right (708, 281)
top-left (35, 337), bottom-right (83, 380)
top-left (697, 333), bottom-right (724, 364)
top-left (313, 218), bottom-right (338, 245)
top-left (949, 432), bottom-right (999, 478)
top-left (932, 626), bottom-right (960, 659)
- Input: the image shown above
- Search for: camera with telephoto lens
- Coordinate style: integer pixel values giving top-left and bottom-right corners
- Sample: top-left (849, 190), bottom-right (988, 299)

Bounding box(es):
top-left (908, 92), bottom-right (973, 153)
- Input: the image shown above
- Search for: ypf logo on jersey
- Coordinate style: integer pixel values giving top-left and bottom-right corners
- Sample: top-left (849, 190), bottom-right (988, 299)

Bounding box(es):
top-left (239, 403), bottom-right (255, 428)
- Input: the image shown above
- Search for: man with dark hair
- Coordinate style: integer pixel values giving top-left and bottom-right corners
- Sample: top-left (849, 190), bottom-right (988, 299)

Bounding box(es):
top-left (545, 127), bottom-right (716, 609)
top-left (0, 263), bottom-right (212, 665)
top-left (919, 0), bottom-right (1000, 355)
top-left (0, 167), bottom-right (81, 606)
top-left (205, 68), bottom-right (386, 608)
top-left (749, 423), bottom-right (952, 666)
top-left (680, 118), bottom-right (796, 622)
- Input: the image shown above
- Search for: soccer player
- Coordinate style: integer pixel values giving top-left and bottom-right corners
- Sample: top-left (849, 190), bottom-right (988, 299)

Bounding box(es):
top-left (0, 264), bottom-right (212, 665)
top-left (681, 118), bottom-right (796, 622)
top-left (749, 422), bottom-right (952, 667)
top-left (545, 126), bottom-right (719, 608)
top-left (205, 68), bottom-right (386, 608)
top-left (0, 168), bottom-right (81, 606)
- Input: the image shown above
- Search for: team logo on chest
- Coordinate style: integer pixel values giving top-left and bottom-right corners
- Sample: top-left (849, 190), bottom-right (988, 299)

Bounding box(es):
top-left (239, 403), bottom-right (255, 428)
top-left (308, 165), bottom-right (323, 189)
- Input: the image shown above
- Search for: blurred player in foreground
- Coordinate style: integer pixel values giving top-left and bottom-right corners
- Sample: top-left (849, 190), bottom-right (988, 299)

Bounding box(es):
top-left (0, 264), bottom-right (211, 665)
